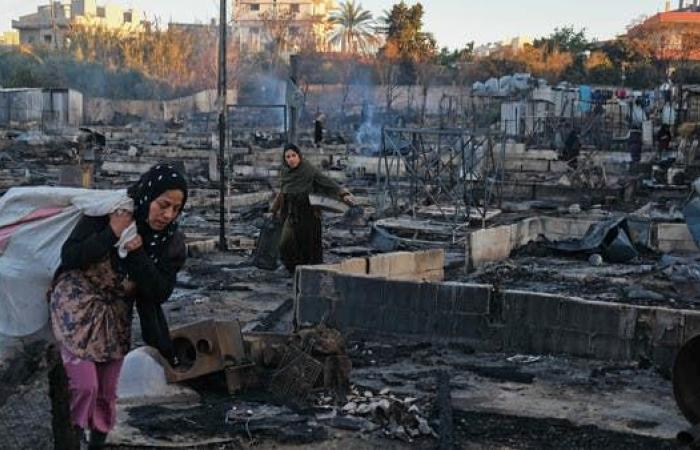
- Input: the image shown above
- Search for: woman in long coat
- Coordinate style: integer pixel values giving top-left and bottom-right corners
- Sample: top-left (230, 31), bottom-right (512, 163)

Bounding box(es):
top-left (271, 144), bottom-right (355, 273)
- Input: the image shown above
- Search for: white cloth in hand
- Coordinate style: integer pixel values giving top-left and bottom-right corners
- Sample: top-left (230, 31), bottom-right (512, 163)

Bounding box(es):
top-left (115, 222), bottom-right (137, 259)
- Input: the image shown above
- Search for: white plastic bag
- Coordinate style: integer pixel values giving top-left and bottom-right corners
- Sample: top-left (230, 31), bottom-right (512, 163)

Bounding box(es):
top-left (0, 186), bottom-right (133, 337)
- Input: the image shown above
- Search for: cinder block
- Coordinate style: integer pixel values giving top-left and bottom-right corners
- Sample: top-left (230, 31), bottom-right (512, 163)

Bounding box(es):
top-left (682, 311), bottom-right (700, 343)
top-left (560, 300), bottom-right (636, 337)
top-left (452, 313), bottom-right (489, 340)
top-left (338, 257), bottom-right (368, 274)
top-left (656, 223), bottom-right (693, 242)
top-left (452, 283), bottom-right (491, 314)
top-left (553, 329), bottom-right (591, 357)
top-left (295, 268), bottom-right (322, 295)
top-left (468, 226), bottom-right (513, 267)
top-left (368, 252), bottom-right (416, 277)
top-left (296, 295), bottom-right (334, 325)
top-left (503, 291), bottom-right (561, 329)
top-left (414, 249), bottom-right (445, 273)
top-left (333, 274), bottom-right (386, 310)
top-left (590, 335), bottom-right (633, 361)
top-left (651, 309), bottom-right (684, 347)
top-left (511, 218), bottom-right (543, 247)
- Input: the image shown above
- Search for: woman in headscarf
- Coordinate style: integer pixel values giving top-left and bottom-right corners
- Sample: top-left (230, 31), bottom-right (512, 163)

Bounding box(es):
top-left (49, 163), bottom-right (188, 448)
top-left (271, 143), bottom-right (355, 273)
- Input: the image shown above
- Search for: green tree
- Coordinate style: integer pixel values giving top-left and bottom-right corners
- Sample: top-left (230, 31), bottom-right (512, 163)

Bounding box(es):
top-left (328, 0), bottom-right (378, 54)
top-left (534, 26), bottom-right (589, 54)
top-left (379, 1), bottom-right (436, 62)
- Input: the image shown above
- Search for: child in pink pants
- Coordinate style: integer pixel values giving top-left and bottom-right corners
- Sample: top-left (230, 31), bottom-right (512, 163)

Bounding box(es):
top-left (60, 348), bottom-right (124, 437)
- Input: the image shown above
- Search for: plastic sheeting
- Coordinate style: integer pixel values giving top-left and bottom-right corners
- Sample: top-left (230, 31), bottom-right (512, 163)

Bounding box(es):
top-left (0, 187), bottom-right (132, 337)
top-left (547, 217), bottom-right (639, 263)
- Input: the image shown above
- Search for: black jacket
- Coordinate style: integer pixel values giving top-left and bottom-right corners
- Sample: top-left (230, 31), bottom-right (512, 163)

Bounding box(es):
top-left (58, 215), bottom-right (186, 304)
top-left (57, 215), bottom-right (186, 361)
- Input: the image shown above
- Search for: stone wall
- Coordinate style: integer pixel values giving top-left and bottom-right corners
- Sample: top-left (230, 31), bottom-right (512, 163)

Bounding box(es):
top-left (294, 250), bottom-right (700, 372)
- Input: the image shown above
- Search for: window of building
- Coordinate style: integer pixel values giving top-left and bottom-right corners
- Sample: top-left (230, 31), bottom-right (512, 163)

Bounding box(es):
top-left (250, 27), bottom-right (259, 35)
top-left (124, 12), bottom-right (133, 23)
top-left (249, 3), bottom-right (260, 11)
top-left (44, 35), bottom-right (52, 44)
top-left (289, 26), bottom-right (299, 36)
top-left (290, 4), bottom-right (300, 13)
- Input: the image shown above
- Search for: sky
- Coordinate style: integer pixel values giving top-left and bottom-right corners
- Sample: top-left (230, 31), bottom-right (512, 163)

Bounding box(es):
top-left (1, 0), bottom-right (669, 49)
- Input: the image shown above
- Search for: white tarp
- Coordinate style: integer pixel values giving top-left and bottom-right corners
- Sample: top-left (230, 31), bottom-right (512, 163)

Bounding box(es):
top-left (0, 187), bottom-right (132, 337)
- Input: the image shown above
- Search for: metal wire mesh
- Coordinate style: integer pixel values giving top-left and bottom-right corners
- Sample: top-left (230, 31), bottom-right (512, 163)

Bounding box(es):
top-left (269, 344), bottom-right (323, 402)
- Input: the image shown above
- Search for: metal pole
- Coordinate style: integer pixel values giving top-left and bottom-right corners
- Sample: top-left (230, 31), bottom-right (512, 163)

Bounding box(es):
top-left (289, 54), bottom-right (299, 144)
top-left (217, 0), bottom-right (227, 251)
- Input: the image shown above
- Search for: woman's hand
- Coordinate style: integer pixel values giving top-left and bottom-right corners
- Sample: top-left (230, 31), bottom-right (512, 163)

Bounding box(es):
top-left (109, 210), bottom-right (133, 237)
top-left (124, 234), bottom-right (143, 253)
top-left (343, 193), bottom-right (356, 206)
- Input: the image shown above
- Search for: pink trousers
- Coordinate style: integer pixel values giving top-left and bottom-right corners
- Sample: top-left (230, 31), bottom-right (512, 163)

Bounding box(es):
top-left (60, 347), bottom-right (124, 433)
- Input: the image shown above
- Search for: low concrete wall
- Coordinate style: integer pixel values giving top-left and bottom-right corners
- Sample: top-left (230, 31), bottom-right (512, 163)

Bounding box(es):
top-left (467, 216), bottom-right (700, 269)
top-left (294, 250), bottom-right (700, 372)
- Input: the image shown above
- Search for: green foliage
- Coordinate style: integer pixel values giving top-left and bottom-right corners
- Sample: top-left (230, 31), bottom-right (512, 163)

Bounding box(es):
top-left (379, 1), bottom-right (436, 61)
top-left (533, 26), bottom-right (590, 54)
top-left (328, 0), bottom-right (378, 54)
top-left (0, 50), bottom-right (181, 99)
top-left (437, 43), bottom-right (475, 68)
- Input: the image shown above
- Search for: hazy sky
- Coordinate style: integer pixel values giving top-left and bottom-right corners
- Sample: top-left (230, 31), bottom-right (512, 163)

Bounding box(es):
top-left (1, 0), bottom-right (668, 48)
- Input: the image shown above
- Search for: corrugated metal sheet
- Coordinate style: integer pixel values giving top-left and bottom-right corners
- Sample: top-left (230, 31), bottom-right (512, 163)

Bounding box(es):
top-left (0, 88), bottom-right (82, 127)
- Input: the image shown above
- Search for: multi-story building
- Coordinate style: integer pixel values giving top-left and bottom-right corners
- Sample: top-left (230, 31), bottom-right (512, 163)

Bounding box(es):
top-left (474, 35), bottom-right (532, 58)
top-left (233, 0), bottom-right (337, 54)
top-left (628, 2), bottom-right (700, 61)
top-left (12, 0), bottom-right (143, 49)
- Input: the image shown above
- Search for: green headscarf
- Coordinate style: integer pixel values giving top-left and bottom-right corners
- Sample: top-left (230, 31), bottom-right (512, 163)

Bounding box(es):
top-left (280, 145), bottom-right (344, 197)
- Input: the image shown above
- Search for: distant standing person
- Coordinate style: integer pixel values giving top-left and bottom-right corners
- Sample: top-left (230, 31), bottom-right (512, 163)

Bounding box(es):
top-left (314, 111), bottom-right (325, 147)
top-left (563, 128), bottom-right (581, 169)
top-left (657, 124), bottom-right (672, 156)
top-left (270, 144), bottom-right (355, 273)
top-left (628, 129), bottom-right (643, 164)
top-left (49, 164), bottom-right (188, 447)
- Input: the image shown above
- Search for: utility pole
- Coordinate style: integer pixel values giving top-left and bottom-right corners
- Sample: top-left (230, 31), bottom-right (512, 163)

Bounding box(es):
top-left (217, 0), bottom-right (228, 251)
top-left (289, 54), bottom-right (299, 144)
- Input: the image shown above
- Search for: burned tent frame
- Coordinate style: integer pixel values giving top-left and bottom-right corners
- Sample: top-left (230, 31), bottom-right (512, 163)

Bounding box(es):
top-left (376, 126), bottom-right (506, 225)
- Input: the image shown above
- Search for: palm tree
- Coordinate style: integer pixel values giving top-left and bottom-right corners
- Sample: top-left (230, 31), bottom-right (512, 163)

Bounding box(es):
top-left (328, 0), bottom-right (378, 54)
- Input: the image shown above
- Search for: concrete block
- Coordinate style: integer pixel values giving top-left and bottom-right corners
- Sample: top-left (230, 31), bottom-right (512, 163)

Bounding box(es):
top-left (656, 240), bottom-right (699, 253)
top-left (468, 225), bottom-right (513, 268)
top-left (541, 217), bottom-right (596, 241)
top-left (186, 239), bottom-right (217, 257)
top-left (560, 300), bottom-right (637, 338)
top-left (651, 309), bottom-right (684, 347)
top-left (656, 223), bottom-right (694, 242)
top-left (414, 249), bottom-right (445, 274)
top-left (412, 269), bottom-right (445, 282)
top-left (590, 335), bottom-right (633, 361)
top-left (295, 268), bottom-right (324, 296)
top-left (440, 283), bottom-right (491, 314)
top-left (452, 313), bottom-right (490, 340)
top-left (368, 252), bottom-right (415, 277)
top-left (296, 295), bottom-right (334, 325)
top-left (511, 218), bottom-right (542, 248)
top-left (503, 291), bottom-right (561, 329)
top-left (553, 329), bottom-right (591, 357)
top-left (682, 311), bottom-right (700, 343)
top-left (338, 257), bottom-right (368, 274)
top-left (384, 279), bottom-right (438, 313)
top-left (334, 274), bottom-right (386, 311)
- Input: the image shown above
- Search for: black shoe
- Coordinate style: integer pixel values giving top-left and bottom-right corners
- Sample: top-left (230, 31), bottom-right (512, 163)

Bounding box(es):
top-left (88, 430), bottom-right (107, 449)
